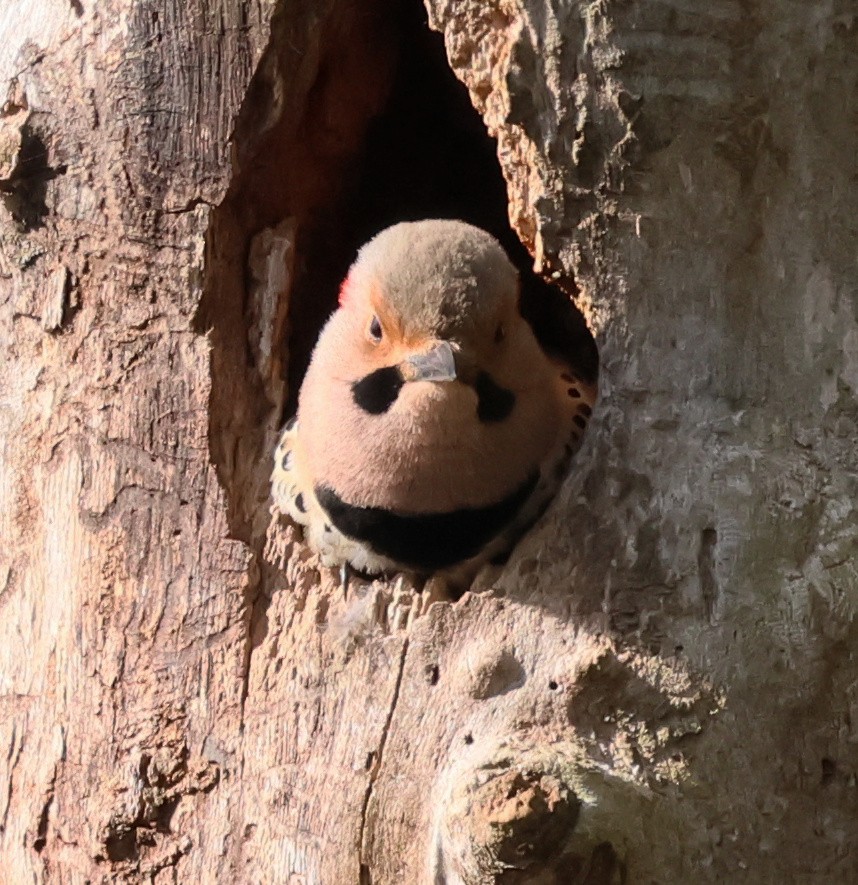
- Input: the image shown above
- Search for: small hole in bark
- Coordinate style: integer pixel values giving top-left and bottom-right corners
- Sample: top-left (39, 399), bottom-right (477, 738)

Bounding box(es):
top-left (104, 828), bottom-right (138, 862)
top-left (427, 664), bottom-right (440, 685)
top-left (0, 124), bottom-right (66, 232)
top-left (154, 796), bottom-right (180, 832)
top-left (464, 732), bottom-right (474, 745)
top-left (548, 679), bottom-right (559, 691)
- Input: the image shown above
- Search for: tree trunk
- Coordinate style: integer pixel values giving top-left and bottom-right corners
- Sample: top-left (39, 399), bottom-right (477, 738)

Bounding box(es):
top-left (2, 0), bottom-right (857, 883)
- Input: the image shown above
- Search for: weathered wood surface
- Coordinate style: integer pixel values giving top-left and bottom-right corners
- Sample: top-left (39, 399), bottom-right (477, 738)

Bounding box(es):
top-left (1, 0), bottom-right (857, 883)
top-left (0, 0), bottom-right (269, 880)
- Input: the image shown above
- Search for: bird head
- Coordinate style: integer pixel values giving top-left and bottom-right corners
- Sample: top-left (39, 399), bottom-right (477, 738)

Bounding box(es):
top-left (297, 220), bottom-right (560, 512)
top-left (335, 219), bottom-right (522, 392)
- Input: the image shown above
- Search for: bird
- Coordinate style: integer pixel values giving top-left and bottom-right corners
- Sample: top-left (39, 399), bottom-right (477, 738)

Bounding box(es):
top-left (270, 219), bottom-right (597, 593)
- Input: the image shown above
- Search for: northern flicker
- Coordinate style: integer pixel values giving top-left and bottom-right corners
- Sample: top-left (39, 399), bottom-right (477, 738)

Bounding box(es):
top-left (270, 219), bottom-right (597, 589)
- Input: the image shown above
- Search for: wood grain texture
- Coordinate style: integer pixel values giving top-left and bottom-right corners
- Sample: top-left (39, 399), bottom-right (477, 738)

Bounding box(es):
top-left (0, 1), bottom-right (269, 880)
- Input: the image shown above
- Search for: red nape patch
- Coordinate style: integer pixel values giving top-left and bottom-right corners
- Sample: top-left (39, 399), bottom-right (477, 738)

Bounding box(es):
top-left (338, 274), bottom-right (357, 306)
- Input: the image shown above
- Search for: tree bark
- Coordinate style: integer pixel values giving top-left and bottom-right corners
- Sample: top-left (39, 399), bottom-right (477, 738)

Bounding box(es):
top-left (0, 0), bottom-right (268, 880)
top-left (2, 0), bottom-right (858, 883)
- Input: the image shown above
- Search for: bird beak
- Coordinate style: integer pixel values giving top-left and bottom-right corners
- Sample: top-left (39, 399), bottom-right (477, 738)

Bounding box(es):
top-left (400, 340), bottom-right (458, 383)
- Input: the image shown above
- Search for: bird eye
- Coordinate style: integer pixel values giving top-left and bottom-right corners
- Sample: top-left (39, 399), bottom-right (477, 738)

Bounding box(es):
top-left (368, 315), bottom-right (383, 343)
top-left (494, 323), bottom-right (505, 344)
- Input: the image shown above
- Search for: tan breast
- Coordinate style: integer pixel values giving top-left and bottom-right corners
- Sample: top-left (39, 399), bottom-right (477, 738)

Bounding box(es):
top-left (297, 363), bottom-right (560, 514)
